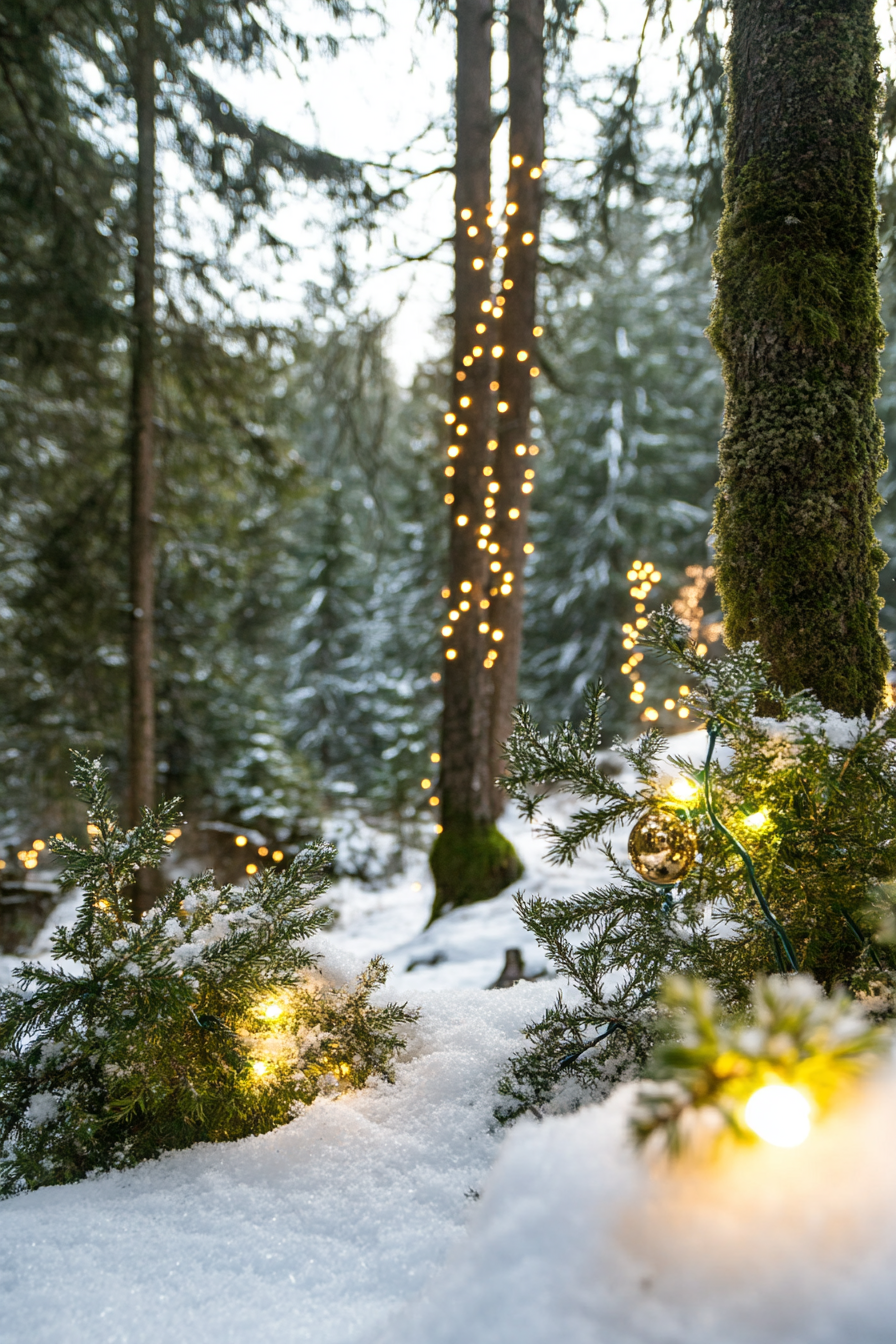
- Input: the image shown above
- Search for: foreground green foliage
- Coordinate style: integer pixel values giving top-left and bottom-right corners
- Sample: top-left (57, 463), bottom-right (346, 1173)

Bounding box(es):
top-left (0, 756), bottom-right (417, 1196)
top-left (496, 611), bottom-right (896, 1121)
top-left (632, 974), bottom-right (887, 1158)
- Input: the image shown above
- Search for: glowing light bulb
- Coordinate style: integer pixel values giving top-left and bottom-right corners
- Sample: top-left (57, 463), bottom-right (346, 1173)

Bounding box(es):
top-left (467, 225), bottom-right (479, 237)
top-left (235, 835), bottom-right (247, 847)
top-left (263, 1002), bottom-right (283, 1020)
top-left (456, 514), bottom-right (468, 526)
top-left (506, 202), bottom-right (518, 215)
top-left (529, 166), bottom-right (541, 179)
top-left (664, 698), bottom-right (675, 710)
top-left (460, 581), bottom-right (472, 592)
top-left (744, 1084), bottom-right (811, 1147)
top-left (431, 752), bottom-right (440, 763)
top-left (511, 154), bottom-right (523, 167)
top-left (460, 208), bottom-right (472, 220)
top-left (252, 1060), bottom-right (268, 1076)
top-left (446, 649), bottom-right (457, 660)
top-left (508, 507), bottom-right (520, 519)
top-left (33, 839), bottom-right (45, 851)
top-left (521, 232), bottom-right (534, 245)
top-left (258, 846), bottom-right (269, 857)
top-left (272, 851), bottom-right (284, 862)
top-left (523, 543), bottom-right (534, 554)
top-left (743, 810), bottom-right (769, 829)
top-left (492, 345), bottom-right (504, 357)
top-left (678, 707), bottom-right (690, 719)
top-left (633, 680), bottom-right (646, 693)
top-left (472, 259), bottom-right (484, 270)
top-left (668, 777), bottom-right (699, 804)
top-left (246, 863), bottom-right (258, 875)
top-left (421, 779), bottom-right (431, 789)
top-left (533, 326), bottom-right (543, 336)
top-left (644, 708), bottom-right (659, 721)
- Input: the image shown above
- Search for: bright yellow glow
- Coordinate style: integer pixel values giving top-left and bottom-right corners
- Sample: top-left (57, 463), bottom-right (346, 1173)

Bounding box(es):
top-left (24, 859), bottom-right (38, 869)
top-left (492, 345), bottom-right (504, 357)
top-left (664, 699), bottom-right (675, 710)
top-left (503, 571), bottom-right (514, 581)
top-left (488, 482), bottom-right (499, 493)
top-left (515, 443), bottom-right (527, 456)
top-left (679, 685), bottom-right (690, 697)
top-left (506, 202), bottom-right (518, 214)
top-left (164, 832), bottom-right (177, 844)
top-left (460, 208), bottom-right (472, 219)
top-left (517, 350), bottom-right (528, 362)
top-left (623, 638), bottom-right (635, 650)
top-left (523, 543), bottom-right (534, 554)
top-left (521, 482), bottom-right (533, 494)
top-left (480, 599), bottom-right (490, 609)
top-left (509, 508), bottom-right (520, 519)
top-left (258, 846), bottom-right (269, 857)
top-left (504, 279), bottom-right (514, 289)
top-left (668, 777), bottom-right (699, 803)
top-left (529, 445), bottom-right (539, 455)
top-left (246, 863), bottom-right (258, 875)
top-left (475, 323), bottom-right (486, 334)
top-left (459, 600), bottom-right (470, 611)
top-left (483, 465), bottom-right (493, 476)
top-left (533, 326), bottom-right (543, 336)
top-left (530, 367), bottom-right (540, 377)
top-left (524, 468), bottom-right (535, 479)
top-left (481, 300), bottom-right (492, 312)
top-left (493, 630), bottom-right (504, 641)
top-left (263, 1002), bottom-right (283, 1020)
top-left (431, 752), bottom-right (440, 763)
top-left (441, 587), bottom-right (451, 598)
top-left (460, 581), bottom-right (472, 592)
top-left (743, 810), bottom-right (769, 830)
top-left (429, 796), bottom-right (439, 807)
top-left (448, 444), bottom-right (460, 457)
top-left (55, 832), bottom-right (63, 840)
top-left (463, 355), bottom-right (473, 365)
top-left (272, 851), bottom-right (284, 862)
top-left (467, 224), bottom-right (478, 237)
top-left (472, 259), bottom-right (484, 270)
top-left (444, 465), bottom-right (455, 477)
top-left (635, 617), bottom-right (648, 630)
top-left (500, 583), bottom-right (512, 594)
top-left (489, 557), bottom-right (501, 568)
top-left (421, 778), bottom-right (431, 788)
top-left (529, 166), bottom-right (542, 178)
top-left (635, 602), bottom-right (645, 613)
top-left (511, 153), bottom-right (523, 166)
top-left (445, 413), bottom-right (456, 424)
top-left (252, 1060), bottom-right (268, 1076)
top-left (235, 835), bottom-right (248, 847)
top-left (630, 692), bottom-right (643, 703)
top-left (487, 439), bottom-right (498, 451)
top-left (456, 515), bottom-right (468, 526)
top-left (472, 346), bottom-right (483, 357)
top-left (644, 708), bottom-right (659, 721)
top-left (633, 680), bottom-right (646, 693)
top-left (456, 424), bottom-right (468, 435)
top-left (653, 571), bottom-right (662, 581)
top-left (87, 824), bottom-right (101, 837)
top-left (487, 648), bottom-right (498, 659)
top-left (441, 625), bottom-right (452, 637)
top-left (434, 823), bottom-right (444, 833)
top-left (696, 642), bottom-right (708, 657)
top-left (480, 524), bottom-right (492, 536)
top-left (33, 839), bottom-right (46, 851)
top-left (484, 658), bottom-right (493, 668)
top-left (622, 663), bottom-right (632, 674)
top-left (444, 493), bottom-right (454, 505)
top-left (449, 609), bottom-right (459, 620)
top-left (497, 245), bottom-right (508, 258)
top-left (678, 707), bottom-right (690, 719)
top-left (633, 560), bottom-right (643, 570)
top-left (744, 1085), bottom-right (811, 1147)
top-left (446, 649), bottom-right (457, 660)
top-left (522, 232), bottom-right (534, 244)
top-left (478, 622), bottom-right (490, 633)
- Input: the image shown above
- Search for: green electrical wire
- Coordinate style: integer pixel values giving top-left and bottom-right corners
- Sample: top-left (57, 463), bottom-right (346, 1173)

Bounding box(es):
top-left (703, 720), bottom-right (800, 973)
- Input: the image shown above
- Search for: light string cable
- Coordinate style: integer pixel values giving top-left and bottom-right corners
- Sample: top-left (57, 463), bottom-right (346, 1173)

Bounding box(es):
top-left (703, 719), bottom-right (799, 974)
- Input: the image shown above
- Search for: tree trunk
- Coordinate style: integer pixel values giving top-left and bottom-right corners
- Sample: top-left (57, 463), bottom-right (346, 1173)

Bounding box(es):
top-left (708, 0), bottom-right (889, 717)
top-left (129, 0), bottom-right (157, 912)
top-left (489, 0), bottom-right (545, 791)
top-left (430, 0), bottom-right (521, 921)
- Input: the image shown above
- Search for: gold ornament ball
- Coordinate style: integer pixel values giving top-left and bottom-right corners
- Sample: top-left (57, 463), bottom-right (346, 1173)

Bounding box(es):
top-left (628, 809), bottom-right (698, 885)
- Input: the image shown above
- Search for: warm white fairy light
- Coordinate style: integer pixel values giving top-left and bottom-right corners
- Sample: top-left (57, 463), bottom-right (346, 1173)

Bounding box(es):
top-left (744, 1084), bottom-right (811, 1147)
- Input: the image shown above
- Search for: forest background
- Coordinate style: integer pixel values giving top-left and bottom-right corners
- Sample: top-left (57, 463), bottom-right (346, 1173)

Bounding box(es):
top-left (5, 0), bottom-right (896, 883)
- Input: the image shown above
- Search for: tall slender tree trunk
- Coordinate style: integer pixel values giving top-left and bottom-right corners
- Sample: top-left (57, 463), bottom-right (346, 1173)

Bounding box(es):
top-left (129, 0), bottom-right (157, 911)
top-left (430, 0), bottom-right (521, 921)
top-left (708, 0), bottom-right (889, 717)
top-left (489, 0), bottom-right (545, 789)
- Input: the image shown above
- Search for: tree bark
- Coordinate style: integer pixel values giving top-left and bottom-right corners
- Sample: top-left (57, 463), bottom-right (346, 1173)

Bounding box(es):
top-left (430, 0), bottom-right (521, 920)
top-left (129, 0), bottom-right (157, 911)
top-left (489, 0), bottom-right (545, 795)
top-left (708, 0), bottom-right (889, 717)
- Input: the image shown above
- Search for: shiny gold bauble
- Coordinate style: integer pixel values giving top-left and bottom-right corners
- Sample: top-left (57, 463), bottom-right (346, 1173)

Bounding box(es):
top-left (628, 809), bottom-right (698, 885)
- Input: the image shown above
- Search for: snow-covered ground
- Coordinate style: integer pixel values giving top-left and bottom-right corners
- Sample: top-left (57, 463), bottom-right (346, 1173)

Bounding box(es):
top-left (16, 728), bottom-right (862, 1344)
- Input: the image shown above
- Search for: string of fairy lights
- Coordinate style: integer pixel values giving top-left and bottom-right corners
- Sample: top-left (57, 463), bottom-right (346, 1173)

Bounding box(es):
top-left (423, 156), bottom-right (547, 820)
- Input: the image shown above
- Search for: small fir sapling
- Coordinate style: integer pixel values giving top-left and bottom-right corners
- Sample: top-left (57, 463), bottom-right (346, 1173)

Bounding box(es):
top-left (0, 754), bottom-right (418, 1196)
top-left (496, 609), bottom-right (896, 1122)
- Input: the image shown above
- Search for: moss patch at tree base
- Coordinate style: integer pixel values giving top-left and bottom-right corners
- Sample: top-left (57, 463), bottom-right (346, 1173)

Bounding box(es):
top-left (428, 818), bottom-right (523, 923)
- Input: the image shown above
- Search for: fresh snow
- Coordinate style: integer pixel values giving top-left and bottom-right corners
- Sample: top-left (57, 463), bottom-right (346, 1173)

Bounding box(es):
top-left (15, 726), bottom-right (875, 1344)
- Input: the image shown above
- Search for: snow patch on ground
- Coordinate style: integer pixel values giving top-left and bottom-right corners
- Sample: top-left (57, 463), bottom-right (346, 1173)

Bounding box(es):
top-left (0, 974), bottom-right (558, 1344)
top-left (382, 1061), bottom-right (896, 1344)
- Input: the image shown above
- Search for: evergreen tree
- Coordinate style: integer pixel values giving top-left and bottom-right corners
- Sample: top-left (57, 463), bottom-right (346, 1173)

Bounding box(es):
top-left (520, 192), bottom-right (722, 736)
top-left (0, 754), bottom-right (417, 1194)
top-left (709, 0), bottom-right (890, 716)
top-left (497, 611), bottom-right (896, 1121)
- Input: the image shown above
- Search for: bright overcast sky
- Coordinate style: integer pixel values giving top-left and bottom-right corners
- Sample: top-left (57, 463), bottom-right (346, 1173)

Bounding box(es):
top-left (196, 0), bottom-right (895, 384)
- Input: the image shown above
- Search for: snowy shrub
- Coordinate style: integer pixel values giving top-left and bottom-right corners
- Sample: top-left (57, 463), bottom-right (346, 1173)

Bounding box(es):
top-left (0, 755), bottom-right (417, 1196)
top-left (496, 610), bottom-right (896, 1121)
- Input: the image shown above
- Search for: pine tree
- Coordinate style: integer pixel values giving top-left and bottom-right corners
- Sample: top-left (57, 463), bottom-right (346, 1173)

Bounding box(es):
top-left (0, 754), bottom-right (417, 1195)
top-left (496, 611), bottom-right (896, 1121)
top-left (709, 0), bottom-right (890, 716)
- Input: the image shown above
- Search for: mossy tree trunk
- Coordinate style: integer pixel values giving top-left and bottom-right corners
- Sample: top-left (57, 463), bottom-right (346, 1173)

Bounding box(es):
top-left (430, 0), bottom-right (522, 922)
top-left (708, 0), bottom-right (890, 718)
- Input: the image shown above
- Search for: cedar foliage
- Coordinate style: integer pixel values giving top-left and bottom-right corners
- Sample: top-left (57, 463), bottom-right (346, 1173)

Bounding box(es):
top-left (496, 610), bottom-right (896, 1121)
top-left (0, 755), bottom-right (417, 1195)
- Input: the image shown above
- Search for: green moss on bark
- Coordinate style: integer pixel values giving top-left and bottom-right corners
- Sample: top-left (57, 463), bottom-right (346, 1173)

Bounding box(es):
top-left (429, 818), bottom-right (523, 923)
top-left (708, 0), bottom-right (890, 717)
